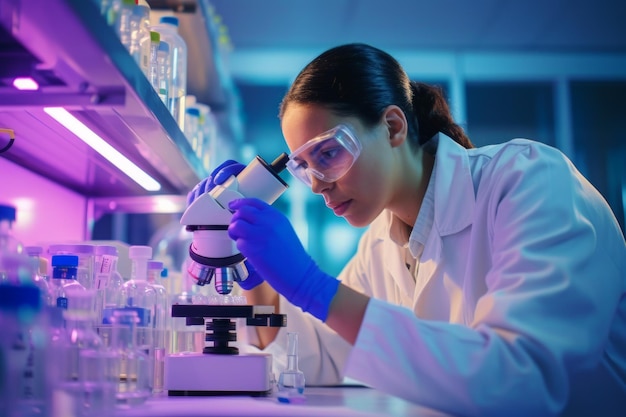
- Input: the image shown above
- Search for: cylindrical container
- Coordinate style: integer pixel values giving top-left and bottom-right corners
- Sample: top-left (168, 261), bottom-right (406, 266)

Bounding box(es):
top-left (147, 260), bottom-right (168, 393)
top-left (114, 0), bottom-right (135, 49)
top-left (129, 3), bottom-right (151, 70)
top-left (108, 309), bottom-right (151, 406)
top-left (0, 283), bottom-right (51, 417)
top-left (56, 289), bottom-right (116, 416)
top-left (157, 40), bottom-right (171, 105)
top-left (184, 106), bottom-right (201, 153)
top-left (123, 246), bottom-right (156, 365)
top-left (152, 15), bottom-right (187, 131)
top-left (48, 244), bottom-right (96, 290)
top-left (50, 254), bottom-right (85, 310)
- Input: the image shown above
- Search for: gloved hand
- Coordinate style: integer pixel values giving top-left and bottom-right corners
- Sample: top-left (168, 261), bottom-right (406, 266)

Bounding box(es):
top-left (186, 160), bottom-right (264, 290)
top-left (186, 160), bottom-right (246, 206)
top-left (228, 198), bottom-right (340, 322)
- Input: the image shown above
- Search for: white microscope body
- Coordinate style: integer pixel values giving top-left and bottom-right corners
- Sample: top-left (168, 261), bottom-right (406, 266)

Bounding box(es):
top-left (164, 154), bottom-right (289, 396)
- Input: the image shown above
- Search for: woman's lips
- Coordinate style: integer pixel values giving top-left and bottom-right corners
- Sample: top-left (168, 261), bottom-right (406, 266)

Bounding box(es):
top-left (327, 200), bottom-right (351, 216)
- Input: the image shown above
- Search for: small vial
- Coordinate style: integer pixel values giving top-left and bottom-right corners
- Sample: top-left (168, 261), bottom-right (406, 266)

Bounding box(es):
top-left (277, 332), bottom-right (306, 403)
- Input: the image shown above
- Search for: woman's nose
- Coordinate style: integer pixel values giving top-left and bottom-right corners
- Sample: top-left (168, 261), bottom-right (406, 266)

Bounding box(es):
top-left (310, 175), bottom-right (332, 194)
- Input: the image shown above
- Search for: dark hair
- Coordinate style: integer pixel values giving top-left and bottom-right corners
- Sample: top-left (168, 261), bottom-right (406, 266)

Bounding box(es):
top-left (279, 43), bottom-right (473, 150)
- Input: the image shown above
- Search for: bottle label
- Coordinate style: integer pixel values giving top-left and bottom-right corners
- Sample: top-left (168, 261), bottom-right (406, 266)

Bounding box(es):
top-left (56, 297), bottom-right (68, 309)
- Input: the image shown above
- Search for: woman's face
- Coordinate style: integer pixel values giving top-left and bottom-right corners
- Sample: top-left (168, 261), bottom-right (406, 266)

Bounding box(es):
top-left (281, 104), bottom-right (400, 227)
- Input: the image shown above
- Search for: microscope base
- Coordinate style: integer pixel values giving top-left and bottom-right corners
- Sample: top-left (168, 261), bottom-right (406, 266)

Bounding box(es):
top-left (164, 352), bottom-right (274, 396)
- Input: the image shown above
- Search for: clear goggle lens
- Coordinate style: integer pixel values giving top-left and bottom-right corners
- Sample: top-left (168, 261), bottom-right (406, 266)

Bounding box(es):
top-left (286, 124), bottom-right (362, 187)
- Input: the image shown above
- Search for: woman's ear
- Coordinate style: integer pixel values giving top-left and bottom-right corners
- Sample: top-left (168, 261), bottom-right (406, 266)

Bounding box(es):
top-left (382, 105), bottom-right (408, 148)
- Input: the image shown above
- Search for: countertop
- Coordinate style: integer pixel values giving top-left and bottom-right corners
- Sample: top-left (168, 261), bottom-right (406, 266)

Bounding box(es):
top-left (113, 386), bottom-right (451, 417)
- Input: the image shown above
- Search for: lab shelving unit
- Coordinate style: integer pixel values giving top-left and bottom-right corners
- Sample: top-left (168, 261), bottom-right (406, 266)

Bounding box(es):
top-left (0, 0), bottom-right (240, 224)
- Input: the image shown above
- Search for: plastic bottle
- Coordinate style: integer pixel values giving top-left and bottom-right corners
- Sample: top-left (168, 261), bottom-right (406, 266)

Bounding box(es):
top-left (129, 3), bottom-right (151, 70)
top-left (194, 102), bottom-right (219, 172)
top-left (147, 31), bottom-right (163, 102)
top-left (50, 254), bottom-right (85, 309)
top-left (157, 40), bottom-right (171, 105)
top-left (184, 106), bottom-right (201, 153)
top-left (153, 15), bottom-right (187, 131)
top-left (113, 0), bottom-right (135, 50)
top-left (0, 283), bottom-right (51, 417)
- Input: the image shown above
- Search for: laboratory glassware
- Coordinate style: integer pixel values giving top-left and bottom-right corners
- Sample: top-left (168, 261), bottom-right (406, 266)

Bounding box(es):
top-left (108, 309), bottom-right (151, 405)
top-left (277, 332), bottom-right (306, 403)
top-left (0, 283), bottom-right (51, 417)
top-left (50, 254), bottom-right (85, 309)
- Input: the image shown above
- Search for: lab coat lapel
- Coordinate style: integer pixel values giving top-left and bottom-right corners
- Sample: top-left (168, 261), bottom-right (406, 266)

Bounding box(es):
top-left (412, 135), bottom-right (475, 314)
top-left (382, 228), bottom-right (416, 306)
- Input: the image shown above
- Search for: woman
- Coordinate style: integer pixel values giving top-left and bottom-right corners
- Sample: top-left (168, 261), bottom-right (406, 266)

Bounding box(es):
top-left (188, 43), bottom-right (626, 416)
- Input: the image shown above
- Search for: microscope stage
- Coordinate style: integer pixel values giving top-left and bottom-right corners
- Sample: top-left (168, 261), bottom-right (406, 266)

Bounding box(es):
top-left (164, 352), bottom-right (273, 396)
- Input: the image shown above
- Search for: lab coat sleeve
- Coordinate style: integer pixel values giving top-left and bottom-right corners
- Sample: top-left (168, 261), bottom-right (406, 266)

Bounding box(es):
top-left (241, 295), bottom-right (352, 386)
top-left (345, 143), bottom-right (626, 417)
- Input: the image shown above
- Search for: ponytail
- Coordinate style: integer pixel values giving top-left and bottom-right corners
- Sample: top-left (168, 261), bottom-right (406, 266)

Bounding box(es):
top-left (410, 82), bottom-right (474, 149)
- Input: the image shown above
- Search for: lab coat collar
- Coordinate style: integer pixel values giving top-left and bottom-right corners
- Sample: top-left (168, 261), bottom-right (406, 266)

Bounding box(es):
top-left (431, 133), bottom-right (475, 236)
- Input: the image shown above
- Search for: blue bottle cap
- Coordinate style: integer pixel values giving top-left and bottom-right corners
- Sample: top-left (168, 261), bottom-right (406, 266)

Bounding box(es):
top-left (186, 107), bottom-right (200, 117)
top-left (51, 254), bottom-right (79, 267)
top-left (0, 204), bottom-right (16, 221)
top-left (159, 15), bottom-right (179, 26)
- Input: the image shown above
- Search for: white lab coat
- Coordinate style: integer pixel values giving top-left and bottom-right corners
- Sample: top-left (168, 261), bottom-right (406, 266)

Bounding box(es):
top-left (251, 134), bottom-right (626, 417)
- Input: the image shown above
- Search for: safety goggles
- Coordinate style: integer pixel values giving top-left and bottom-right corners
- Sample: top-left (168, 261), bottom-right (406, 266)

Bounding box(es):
top-left (286, 124), bottom-right (362, 187)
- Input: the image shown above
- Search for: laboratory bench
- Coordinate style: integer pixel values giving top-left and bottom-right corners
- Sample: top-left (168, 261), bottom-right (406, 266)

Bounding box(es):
top-left (114, 386), bottom-right (451, 417)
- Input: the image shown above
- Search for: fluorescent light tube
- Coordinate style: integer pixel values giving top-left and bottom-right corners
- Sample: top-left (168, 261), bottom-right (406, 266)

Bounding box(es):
top-left (13, 77), bottom-right (39, 90)
top-left (44, 107), bottom-right (161, 191)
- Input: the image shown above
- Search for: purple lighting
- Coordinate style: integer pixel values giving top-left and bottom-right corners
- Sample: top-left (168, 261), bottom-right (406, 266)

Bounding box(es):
top-left (13, 77), bottom-right (39, 90)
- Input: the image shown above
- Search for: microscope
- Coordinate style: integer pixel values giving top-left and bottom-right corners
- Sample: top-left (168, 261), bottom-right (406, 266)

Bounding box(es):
top-left (164, 154), bottom-right (290, 396)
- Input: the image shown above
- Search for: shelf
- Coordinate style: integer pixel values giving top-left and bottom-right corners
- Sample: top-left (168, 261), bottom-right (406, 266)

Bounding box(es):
top-left (0, 0), bottom-right (239, 198)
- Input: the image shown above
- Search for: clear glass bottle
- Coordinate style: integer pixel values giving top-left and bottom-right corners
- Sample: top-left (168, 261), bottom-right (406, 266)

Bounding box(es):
top-left (50, 254), bottom-right (85, 309)
top-left (57, 289), bottom-right (115, 416)
top-left (169, 265), bottom-right (206, 354)
top-left (48, 244), bottom-right (96, 290)
top-left (147, 260), bottom-right (168, 393)
top-left (122, 246), bottom-right (156, 386)
top-left (277, 332), bottom-right (306, 403)
top-left (0, 283), bottom-right (50, 417)
top-left (108, 309), bottom-right (151, 406)
top-left (153, 15), bottom-right (187, 131)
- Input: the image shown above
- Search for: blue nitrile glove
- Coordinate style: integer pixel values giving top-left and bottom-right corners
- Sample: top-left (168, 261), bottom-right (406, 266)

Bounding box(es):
top-left (227, 198), bottom-right (340, 322)
top-left (185, 160), bottom-right (264, 291)
top-left (186, 160), bottom-right (245, 206)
